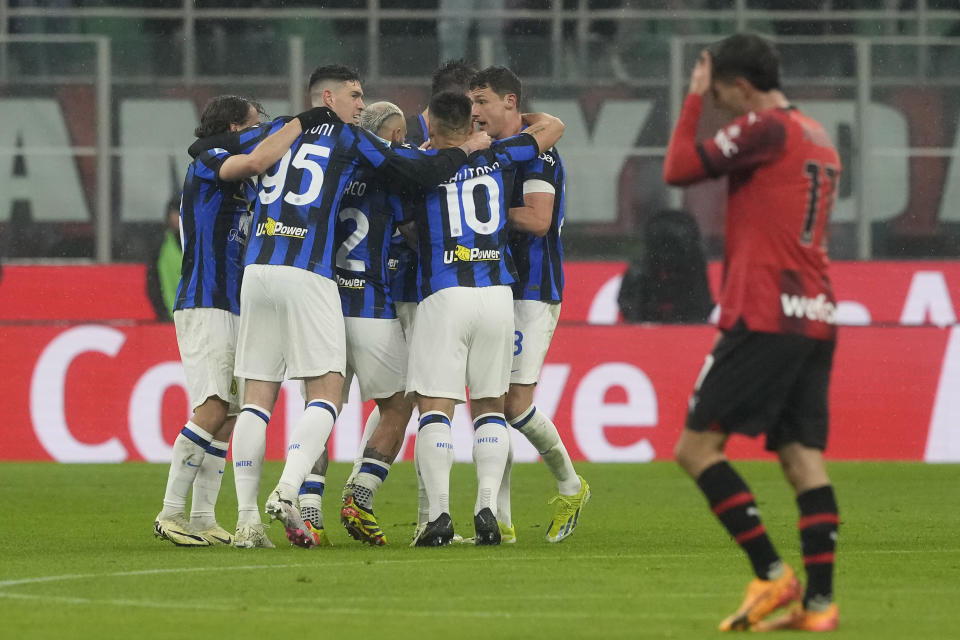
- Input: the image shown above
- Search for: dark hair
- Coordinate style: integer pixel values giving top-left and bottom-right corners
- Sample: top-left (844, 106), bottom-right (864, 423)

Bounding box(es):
top-left (469, 65), bottom-right (522, 104)
top-left (710, 33), bottom-right (781, 92)
top-left (194, 95), bottom-right (264, 138)
top-left (428, 91), bottom-right (473, 136)
top-left (166, 195), bottom-right (180, 215)
top-left (308, 64), bottom-right (361, 92)
top-left (431, 58), bottom-right (477, 96)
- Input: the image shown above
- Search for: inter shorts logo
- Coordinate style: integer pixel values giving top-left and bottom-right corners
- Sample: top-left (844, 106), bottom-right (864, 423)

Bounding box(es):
top-left (229, 378), bottom-right (238, 397)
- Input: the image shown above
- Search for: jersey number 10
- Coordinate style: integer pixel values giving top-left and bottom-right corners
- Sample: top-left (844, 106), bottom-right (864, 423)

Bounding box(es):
top-left (442, 175), bottom-right (501, 238)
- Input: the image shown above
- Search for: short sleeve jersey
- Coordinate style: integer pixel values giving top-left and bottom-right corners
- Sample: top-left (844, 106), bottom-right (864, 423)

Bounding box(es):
top-left (175, 147), bottom-right (253, 315)
top-left (508, 144), bottom-right (565, 302)
top-left (680, 99), bottom-right (841, 340)
top-left (411, 132), bottom-right (540, 299)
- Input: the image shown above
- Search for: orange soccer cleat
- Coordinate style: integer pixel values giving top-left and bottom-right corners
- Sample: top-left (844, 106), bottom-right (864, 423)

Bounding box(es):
top-left (718, 564), bottom-right (801, 631)
top-left (752, 602), bottom-right (839, 632)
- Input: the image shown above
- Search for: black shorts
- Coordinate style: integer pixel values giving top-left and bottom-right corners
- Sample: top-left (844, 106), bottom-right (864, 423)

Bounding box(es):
top-left (685, 324), bottom-right (836, 452)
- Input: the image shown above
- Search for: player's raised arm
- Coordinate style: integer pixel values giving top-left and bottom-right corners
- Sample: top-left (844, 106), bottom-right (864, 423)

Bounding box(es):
top-left (213, 108), bottom-right (323, 181)
top-left (663, 50), bottom-right (714, 186)
top-left (664, 50), bottom-right (788, 186)
top-left (518, 112), bottom-right (564, 155)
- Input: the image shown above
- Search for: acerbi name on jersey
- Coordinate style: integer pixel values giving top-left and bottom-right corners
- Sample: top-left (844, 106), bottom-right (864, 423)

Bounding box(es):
top-left (255, 217), bottom-right (308, 239)
top-left (443, 244), bottom-right (501, 264)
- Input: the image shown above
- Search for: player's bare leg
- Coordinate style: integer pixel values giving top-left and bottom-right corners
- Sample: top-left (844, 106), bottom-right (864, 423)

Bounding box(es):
top-left (266, 372), bottom-right (343, 548)
top-left (232, 379), bottom-right (280, 548)
top-left (155, 395), bottom-right (231, 546)
top-left (505, 382), bottom-right (588, 542)
top-left (675, 428), bottom-right (799, 630)
top-left (412, 396), bottom-right (456, 546)
top-left (470, 394), bottom-right (510, 545)
top-left (754, 443), bottom-right (839, 631)
top-left (342, 391), bottom-right (413, 545)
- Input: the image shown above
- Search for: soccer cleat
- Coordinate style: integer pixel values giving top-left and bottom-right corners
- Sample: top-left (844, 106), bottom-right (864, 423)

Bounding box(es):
top-left (752, 602), bottom-right (839, 632)
top-left (293, 505), bottom-right (332, 548)
top-left (498, 521), bottom-right (517, 544)
top-left (266, 489), bottom-right (318, 549)
top-left (341, 496), bottom-right (387, 546)
top-left (410, 513), bottom-right (454, 547)
top-left (717, 564), bottom-right (801, 631)
top-left (192, 522), bottom-right (234, 546)
top-left (233, 522), bottom-right (276, 549)
top-left (545, 475), bottom-right (591, 543)
top-left (473, 507), bottom-right (501, 546)
top-left (154, 513), bottom-right (210, 547)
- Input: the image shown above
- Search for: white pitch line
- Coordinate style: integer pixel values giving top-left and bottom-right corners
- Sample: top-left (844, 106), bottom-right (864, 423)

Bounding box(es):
top-left (1, 548), bottom-right (956, 592)
top-left (0, 591), bottom-right (718, 621)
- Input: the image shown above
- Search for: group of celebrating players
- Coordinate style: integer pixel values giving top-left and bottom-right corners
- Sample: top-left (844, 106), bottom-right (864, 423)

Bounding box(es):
top-left (152, 59), bottom-right (590, 553)
top-left (153, 33), bottom-right (843, 632)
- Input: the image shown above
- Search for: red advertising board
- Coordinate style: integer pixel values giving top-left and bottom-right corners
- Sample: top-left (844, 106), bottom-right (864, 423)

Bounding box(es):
top-left (2, 322), bottom-right (958, 463)
top-left (4, 261), bottom-right (960, 327)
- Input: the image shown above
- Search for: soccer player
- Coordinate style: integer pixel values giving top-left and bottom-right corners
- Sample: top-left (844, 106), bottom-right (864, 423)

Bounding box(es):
top-left (230, 65), bottom-right (490, 549)
top-left (469, 66), bottom-right (589, 544)
top-left (333, 101), bottom-right (417, 547)
top-left (153, 95), bottom-right (317, 547)
top-left (395, 59), bottom-right (479, 531)
top-left (406, 91), bottom-right (565, 546)
top-left (664, 34), bottom-right (841, 632)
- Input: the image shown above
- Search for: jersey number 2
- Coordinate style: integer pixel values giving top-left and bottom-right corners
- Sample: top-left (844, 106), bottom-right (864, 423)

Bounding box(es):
top-left (801, 161), bottom-right (838, 246)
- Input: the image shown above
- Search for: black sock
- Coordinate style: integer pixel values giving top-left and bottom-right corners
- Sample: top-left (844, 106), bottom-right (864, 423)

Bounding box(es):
top-left (696, 461), bottom-right (781, 580)
top-left (797, 485), bottom-right (839, 609)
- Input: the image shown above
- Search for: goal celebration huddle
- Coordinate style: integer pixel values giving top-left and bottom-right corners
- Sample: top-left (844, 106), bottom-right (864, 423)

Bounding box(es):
top-left (154, 34), bottom-right (841, 633)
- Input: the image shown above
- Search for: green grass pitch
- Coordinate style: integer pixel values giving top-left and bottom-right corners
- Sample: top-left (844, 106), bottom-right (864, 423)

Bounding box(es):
top-left (1, 461), bottom-right (958, 639)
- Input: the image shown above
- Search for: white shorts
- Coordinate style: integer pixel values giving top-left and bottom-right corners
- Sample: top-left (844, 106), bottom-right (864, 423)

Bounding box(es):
top-left (406, 285), bottom-right (514, 403)
top-left (173, 307), bottom-right (242, 414)
top-left (235, 264), bottom-right (346, 382)
top-left (396, 301), bottom-right (418, 342)
top-left (511, 300), bottom-right (561, 385)
top-left (342, 316), bottom-right (408, 404)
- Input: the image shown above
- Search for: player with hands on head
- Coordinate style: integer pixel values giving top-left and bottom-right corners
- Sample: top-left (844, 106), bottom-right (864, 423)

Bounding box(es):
top-left (664, 34), bottom-right (841, 632)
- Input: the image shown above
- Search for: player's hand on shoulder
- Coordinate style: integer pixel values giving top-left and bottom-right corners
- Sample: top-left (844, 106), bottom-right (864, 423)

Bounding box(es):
top-left (463, 130), bottom-right (492, 154)
top-left (689, 49), bottom-right (712, 96)
top-left (420, 139), bottom-right (434, 150)
top-left (295, 107), bottom-right (333, 130)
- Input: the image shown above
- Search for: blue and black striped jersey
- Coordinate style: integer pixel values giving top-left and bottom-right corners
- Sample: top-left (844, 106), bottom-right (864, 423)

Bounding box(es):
top-left (404, 112), bottom-right (429, 148)
top-left (509, 144), bottom-right (565, 302)
top-left (175, 148), bottom-right (253, 315)
top-left (175, 118), bottom-right (287, 315)
top-left (410, 132), bottom-right (540, 299)
top-left (335, 164), bottom-right (405, 319)
top-left (247, 109), bottom-right (469, 279)
top-left (387, 233), bottom-right (420, 304)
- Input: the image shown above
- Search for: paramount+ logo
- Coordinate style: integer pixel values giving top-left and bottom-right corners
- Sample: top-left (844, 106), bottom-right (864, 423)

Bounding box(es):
top-left (255, 217), bottom-right (308, 239)
top-left (443, 245), bottom-right (500, 265)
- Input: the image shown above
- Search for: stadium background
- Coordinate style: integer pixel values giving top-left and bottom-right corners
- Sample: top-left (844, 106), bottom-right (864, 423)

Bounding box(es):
top-left (2, 1), bottom-right (960, 464)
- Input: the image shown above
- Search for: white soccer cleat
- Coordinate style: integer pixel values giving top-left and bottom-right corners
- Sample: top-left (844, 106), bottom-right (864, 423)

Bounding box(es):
top-left (192, 522), bottom-right (234, 546)
top-left (154, 513), bottom-right (209, 547)
top-left (266, 488), bottom-right (317, 549)
top-left (233, 522), bottom-right (275, 549)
